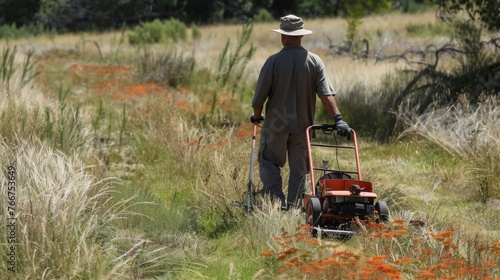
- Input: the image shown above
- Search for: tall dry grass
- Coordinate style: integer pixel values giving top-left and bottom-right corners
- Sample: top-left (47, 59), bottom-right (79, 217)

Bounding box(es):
top-left (0, 45), bottom-right (179, 279)
top-left (398, 95), bottom-right (500, 203)
top-left (0, 140), bottom-right (124, 278)
top-left (0, 47), bottom-right (94, 156)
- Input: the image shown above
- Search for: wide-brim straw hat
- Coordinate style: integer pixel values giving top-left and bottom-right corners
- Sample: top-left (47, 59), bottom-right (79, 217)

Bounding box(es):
top-left (271, 14), bottom-right (313, 36)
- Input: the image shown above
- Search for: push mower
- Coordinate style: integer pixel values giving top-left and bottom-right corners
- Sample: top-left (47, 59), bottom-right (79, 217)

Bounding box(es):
top-left (302, 124), bottom-right (389, 238)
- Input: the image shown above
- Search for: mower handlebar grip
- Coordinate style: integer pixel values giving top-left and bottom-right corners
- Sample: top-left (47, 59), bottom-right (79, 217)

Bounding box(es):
top-left (308, 124), bottom-right (355, 139)
top-left (311, 124), bottom-right (337, 130)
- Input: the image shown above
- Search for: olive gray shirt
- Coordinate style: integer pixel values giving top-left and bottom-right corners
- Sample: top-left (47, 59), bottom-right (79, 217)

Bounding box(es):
top-left (252, 45), bottom-right (335, 135)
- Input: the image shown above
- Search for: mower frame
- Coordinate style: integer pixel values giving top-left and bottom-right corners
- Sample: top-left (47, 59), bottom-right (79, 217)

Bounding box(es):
top-left (302, 124), bottom-right (389, 238)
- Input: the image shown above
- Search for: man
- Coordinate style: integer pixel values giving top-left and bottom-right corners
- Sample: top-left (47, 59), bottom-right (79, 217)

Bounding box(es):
top-left (251, 14), bottom-right (350, 210)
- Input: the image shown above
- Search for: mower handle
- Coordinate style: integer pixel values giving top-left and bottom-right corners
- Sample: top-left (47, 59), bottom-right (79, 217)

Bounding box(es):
top-left (309, 123), bottom-right (354, 138)
top-left (306, 124), bottom-right (361, 196)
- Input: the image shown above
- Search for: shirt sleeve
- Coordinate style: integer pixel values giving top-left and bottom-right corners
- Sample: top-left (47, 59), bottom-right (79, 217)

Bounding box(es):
top-left (314, 55), bottom-right (335, 97)
top-left (252, 58), bottom-right (274, 109)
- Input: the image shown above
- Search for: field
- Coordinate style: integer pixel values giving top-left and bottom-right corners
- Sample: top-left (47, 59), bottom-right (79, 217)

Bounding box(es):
top-left (1, 10), bottom-right (499, 279)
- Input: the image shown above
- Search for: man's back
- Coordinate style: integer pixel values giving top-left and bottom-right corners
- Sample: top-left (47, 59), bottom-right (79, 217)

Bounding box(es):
top-left (252, 45), bottom-right (334, 134)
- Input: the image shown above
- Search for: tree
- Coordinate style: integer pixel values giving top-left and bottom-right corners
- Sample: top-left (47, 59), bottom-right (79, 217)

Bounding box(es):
top-left (436, 0), bottom-right (499, 31)
top-left (0, 0), bottom-right (41, 26)
top-left (33, 0), bottom-right (182, 31)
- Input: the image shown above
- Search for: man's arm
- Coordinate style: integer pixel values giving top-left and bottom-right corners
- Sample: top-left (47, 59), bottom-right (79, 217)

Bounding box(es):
top-left (320, 94), bottom-right (351, 138)
top-left (253, 108), bottom-right (263, 118)
top-left (319, 95), bottom-right (341, 117)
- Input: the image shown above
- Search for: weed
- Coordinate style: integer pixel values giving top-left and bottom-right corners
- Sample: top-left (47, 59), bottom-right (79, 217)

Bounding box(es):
top-left (1, 46), bottom-right (40, 94)
top-left (211, 22), bottom-right (256, 114)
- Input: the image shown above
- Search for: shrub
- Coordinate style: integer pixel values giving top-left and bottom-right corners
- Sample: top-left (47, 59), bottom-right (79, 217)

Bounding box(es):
top-left (128, 19), bottom-right (187, 45)
top-left (253, 9), bottom-right (274, 23)
top-left (191, 24), bottom-right (202, 40)
top-left (0, 23), bottom-right (49, 39)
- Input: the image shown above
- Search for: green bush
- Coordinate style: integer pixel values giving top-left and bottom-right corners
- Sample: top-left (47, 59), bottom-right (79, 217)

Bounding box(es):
top-left (0, 23), bottom-right (49, 39)
top-left (399, 0), bottom-right (435, 13)
top-left (191, 24), bottom-right (202, 40)
top-left (253, 9), bottom-right (274, 22)
top-left (128, 18), bottom-right (187, 45)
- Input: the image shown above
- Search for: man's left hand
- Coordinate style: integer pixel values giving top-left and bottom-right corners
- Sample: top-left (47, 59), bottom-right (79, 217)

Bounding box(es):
top-left (334, 114), bottom-right (351, 140)
top-left (336, 120), bottom-right (351, 138)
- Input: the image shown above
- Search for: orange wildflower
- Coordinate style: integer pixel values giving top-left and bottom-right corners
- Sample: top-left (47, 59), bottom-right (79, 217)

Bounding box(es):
top-left (437, 276), bottom-right (457, 280)
top-left (394, 257), bottom-right (412, 264)
top-left (394, 228), bottom-right (407, 235)
top-left (305, 239), bottom-right (320, 246)
top-left (429, 263), bottom-right (450, 271)
top-left (366, 255), bottom-right (389, 265)
top-left (277, 255), bottom-right (287, 261)
top-left (177, 100), bottom-right (191, 110)
top-left (393, 219), bottom-right (406, 224)
top-left (260, 250), bottom-right (272, 257)
top-left (360, 269), bottom-right (373, 276)
top-left (296, 224), bottom-right (312, 231)
top-left (431, 229), bottom-right (454, 240)
top-left (278, 242), bottom-right (290, 248)
top-left (483, 260), bottom-right (497, 267)
top-left (382, 232), bottom-right (394, 238)
top-left (366, 223), bottom-right (387, 231)
top-left (417, 269), bottom-right (435, 279)
top-left (333, 250), bottom-right (359, 260)
top-left (277, 247), bottom-right (299, 257)
top-left (281, 261), bottom-right (295, 268)
top-left (177, 87), bottom-right (190, 93)
top-left (234, 125), bottom-right (254, 141)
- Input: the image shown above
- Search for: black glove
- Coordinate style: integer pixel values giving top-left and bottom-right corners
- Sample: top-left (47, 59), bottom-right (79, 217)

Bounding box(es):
top-left (250, 114), bottom-right (265, 124)
top-left (334, 114), bottom-right (351, 140)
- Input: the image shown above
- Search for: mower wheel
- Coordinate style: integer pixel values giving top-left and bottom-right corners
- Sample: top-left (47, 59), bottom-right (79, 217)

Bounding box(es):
top-left (375, 201), bottom-right (389, 223)
top-left (306, 197), bottom-right (322, 236)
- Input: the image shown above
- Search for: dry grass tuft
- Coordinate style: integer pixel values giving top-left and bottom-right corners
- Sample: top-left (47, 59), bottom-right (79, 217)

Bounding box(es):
top-left (398, 95), bottom-right (500, 201)
top-left (0, 140), bottom-right (121, 278)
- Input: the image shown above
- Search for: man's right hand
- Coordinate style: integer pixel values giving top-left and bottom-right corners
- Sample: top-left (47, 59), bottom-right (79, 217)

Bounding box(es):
top-left (250, 114), bottom-right (265, 124)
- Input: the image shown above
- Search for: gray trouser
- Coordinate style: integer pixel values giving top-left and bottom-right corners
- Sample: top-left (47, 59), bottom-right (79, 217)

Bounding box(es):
top-left (258, 128), bottom-right (308, 207)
